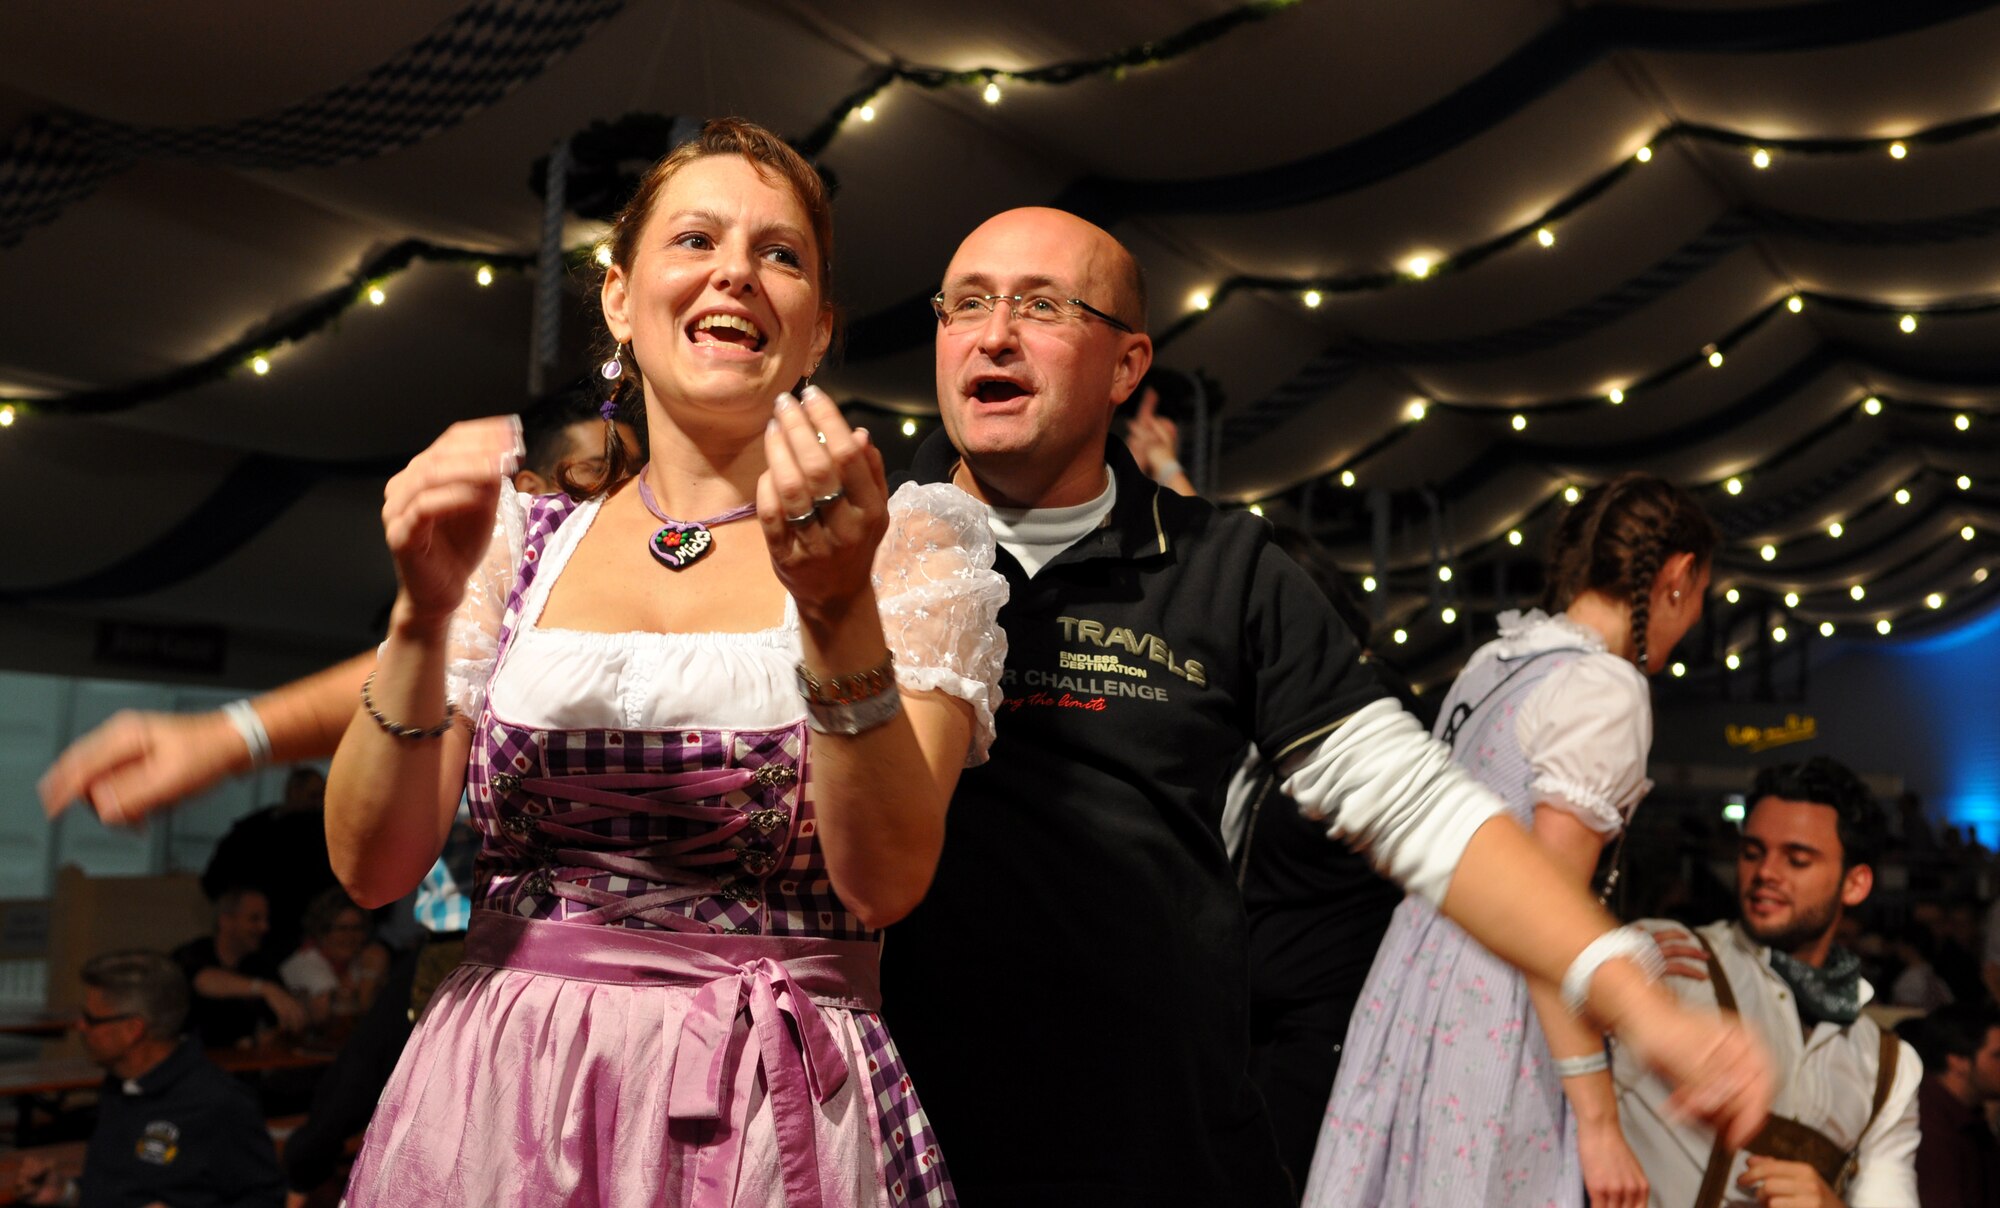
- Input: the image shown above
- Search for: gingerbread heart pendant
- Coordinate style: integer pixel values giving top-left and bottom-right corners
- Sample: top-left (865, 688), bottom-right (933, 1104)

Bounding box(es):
top-left (649, 522), bottom-right (715, 570)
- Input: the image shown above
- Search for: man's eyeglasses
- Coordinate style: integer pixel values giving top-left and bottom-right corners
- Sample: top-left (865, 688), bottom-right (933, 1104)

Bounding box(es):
top-left (931, 292), bottom-right (1135, 335)
top-left (76, 1008), bottom-right (138, 1028)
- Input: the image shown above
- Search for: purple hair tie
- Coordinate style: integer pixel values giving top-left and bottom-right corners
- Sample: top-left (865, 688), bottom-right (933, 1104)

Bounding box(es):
top-left (599, 400), bottom-right (619, 421)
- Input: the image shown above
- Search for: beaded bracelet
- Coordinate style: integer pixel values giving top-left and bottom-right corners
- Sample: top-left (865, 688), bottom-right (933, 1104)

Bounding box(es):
top-left (360, 670), bottom-right (457, 740)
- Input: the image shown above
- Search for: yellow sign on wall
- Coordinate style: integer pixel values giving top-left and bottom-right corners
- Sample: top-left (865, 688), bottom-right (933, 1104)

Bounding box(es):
top-left (1725, 714), bottom-right (1817, 754)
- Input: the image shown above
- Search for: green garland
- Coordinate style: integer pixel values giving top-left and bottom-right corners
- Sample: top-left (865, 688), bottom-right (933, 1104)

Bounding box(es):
top-left (794, 0), bottom-right (1305, 156)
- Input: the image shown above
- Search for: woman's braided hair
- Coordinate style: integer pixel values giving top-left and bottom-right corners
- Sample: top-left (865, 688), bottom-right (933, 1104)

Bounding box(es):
top-left (1540, 473), bottom-right (1719, 670)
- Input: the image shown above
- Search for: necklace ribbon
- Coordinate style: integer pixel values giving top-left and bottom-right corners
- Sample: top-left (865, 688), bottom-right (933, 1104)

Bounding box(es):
top-left (637, 478), bottom-right (756, 570)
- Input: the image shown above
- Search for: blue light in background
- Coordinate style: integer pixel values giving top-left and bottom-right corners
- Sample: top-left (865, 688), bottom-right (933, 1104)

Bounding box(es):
top-left (1879, 596), bottom-right (2000, 845)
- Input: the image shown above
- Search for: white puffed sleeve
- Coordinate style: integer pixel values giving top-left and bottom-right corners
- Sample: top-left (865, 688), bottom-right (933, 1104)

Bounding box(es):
top-left (440, 480), bottom-right (533, 719)
top-left (1515, 652), bottom-right (1654, 835)
top-left (871, 481), bottom-right (1010, 766)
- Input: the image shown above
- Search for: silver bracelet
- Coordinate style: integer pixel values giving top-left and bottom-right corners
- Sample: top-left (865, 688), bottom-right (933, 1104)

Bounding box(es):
top-left (803, 687), bottom-right (904, 736)
top-left (221, 699), bottom-right (273, 769)
top-left (1553, 1050), bottom-right (1609, 1078)
top-left (1560, 925), bottom-right (1666, 1018)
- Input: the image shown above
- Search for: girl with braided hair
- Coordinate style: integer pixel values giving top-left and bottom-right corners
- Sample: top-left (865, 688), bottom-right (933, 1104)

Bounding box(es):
top-left (1305, 472), bottom-right (1717, 1208)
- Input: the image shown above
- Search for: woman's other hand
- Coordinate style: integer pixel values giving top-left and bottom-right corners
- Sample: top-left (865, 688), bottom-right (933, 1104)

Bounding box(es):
top-left (381, 416), bottom-right (523, 630)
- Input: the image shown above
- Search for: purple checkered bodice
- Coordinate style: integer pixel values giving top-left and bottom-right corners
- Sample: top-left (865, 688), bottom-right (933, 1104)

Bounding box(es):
top-left (463, 491), bottom-right (869, 941)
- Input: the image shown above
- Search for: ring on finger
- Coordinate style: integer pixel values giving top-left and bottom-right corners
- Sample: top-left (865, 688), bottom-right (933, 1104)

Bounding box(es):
top-left (813, 489), bottom-right (845, 507)
top-left (785, 505), bottom-right (820, 526)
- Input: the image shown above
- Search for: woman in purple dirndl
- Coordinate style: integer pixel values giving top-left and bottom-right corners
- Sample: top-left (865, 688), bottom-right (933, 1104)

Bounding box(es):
top-left (325, 119), bottom-right (1006, 1207)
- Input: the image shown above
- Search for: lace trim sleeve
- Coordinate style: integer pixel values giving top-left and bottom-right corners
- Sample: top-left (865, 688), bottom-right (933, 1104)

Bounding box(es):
top-left (871, 481), bottom-right (1010, 766)
top-left (439, 480), bottom-right (532, 719)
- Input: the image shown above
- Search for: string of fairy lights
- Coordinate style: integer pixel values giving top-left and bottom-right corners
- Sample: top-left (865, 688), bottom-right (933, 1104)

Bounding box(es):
top-left (1, 0), bottom-right (1994, 674)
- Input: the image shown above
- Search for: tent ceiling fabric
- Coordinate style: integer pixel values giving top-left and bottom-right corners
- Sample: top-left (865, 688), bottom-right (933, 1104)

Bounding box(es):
top-left (4, 0), bottom-right (1999, 689)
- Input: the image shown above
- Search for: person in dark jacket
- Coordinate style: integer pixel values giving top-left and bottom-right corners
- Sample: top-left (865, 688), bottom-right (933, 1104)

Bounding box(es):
top-left (13, 950), bottom-right (283, 1207)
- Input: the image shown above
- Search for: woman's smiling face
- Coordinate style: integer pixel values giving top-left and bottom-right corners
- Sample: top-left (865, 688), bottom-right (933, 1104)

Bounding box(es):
top-left (603, 153), bottom-right (831, 425)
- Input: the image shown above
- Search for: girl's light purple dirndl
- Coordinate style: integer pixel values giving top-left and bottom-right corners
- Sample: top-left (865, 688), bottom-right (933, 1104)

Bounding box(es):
top-left (341, 490), bottom-right (956, 1208)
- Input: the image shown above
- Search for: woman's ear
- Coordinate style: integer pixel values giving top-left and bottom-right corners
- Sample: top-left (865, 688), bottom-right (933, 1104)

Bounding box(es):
top-left (602, 261), bottom-right (633, 344)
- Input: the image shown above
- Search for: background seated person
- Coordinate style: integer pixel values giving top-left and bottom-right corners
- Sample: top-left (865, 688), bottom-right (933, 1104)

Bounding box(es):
top-left (278, 889), bottom-right (389, 1028)
top-left (12, 950), bottom-right (284, 1208)
top-left (173, 887), bottom-right (307, 1047)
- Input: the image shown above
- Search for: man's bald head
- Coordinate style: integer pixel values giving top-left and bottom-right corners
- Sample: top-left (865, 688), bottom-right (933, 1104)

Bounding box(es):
top-left (950, 208), bottom-right (1147, 332)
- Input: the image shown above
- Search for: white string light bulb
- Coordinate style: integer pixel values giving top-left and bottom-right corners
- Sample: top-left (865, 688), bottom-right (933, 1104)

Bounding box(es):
top-left (1820, 621), bottom-right (1836, 637)
top-left (1362, 575), bottom-right (1377, 592)
top-left (1536, 227), bottom-right (1555, 248)
top-left (1773, 626), bottom-right (1787, 642)
top-left (1726, 652), bottom-right (1742, 670)
top-left (1406, 399), bottom-right (1427, 422)
top-left (1850, 584), bottom-right (1866, 601)
top-left (1751, 148), bottom-right (1772, 169)
top-left (1900, 314), bottom-right (1918, 334)
top-left (0, 405), bottom-right (15, 428)
top-left (1635, 146), bottom-right (1653, 164)
top-left (1607, 388), bottom-right (1624, 405)
top-left (1784, 591), bottom-right (1800, 608)
top-left (1189, 291), bottom-right (1211, 311)
top-left (366, 285), bottom-right (386, 306)
top-left (1442, 606), bottom-right (1458, 624)
top-left (1895, 488), bottom-right (1912, 505)
top-left (1248, 503), bottom-right (1265, 516)
top-left (1787, 295), bottom-right (1804, 313)
top-left (251, 355), bottom-right (270, 376)
top-left (1759, 543), bottom-right (1777, 562)
top-left (1876, 618), bottom-right (1893, 635)
top-left (1670, 661), bottom-right (1685, 677)
top-left (1511, 413), bottom-right (1527, 432)
top-left (1707, 347), bottom-right (1725, 368)
top-left (1828, 521), bottom-right (1844, 538)
top-left (1956, 413), bottom-right (1971, 431)
top-left (1889, 141), bottom-right (1908, 159)
top-left (1725, 587), bottom-right (1741, 603)
top-left (1437, 566), bottom-right (1452, 583)
top-left (901, 418), bottom-right (918, 437)
top-left (1862, 396), bottom-right (1883, 416)
top-left (1964, 525), bottom-right (1978, 541)
top-left (1302, 290), bottom-right (1322, 308)
top-left (1725, 477), bottom-right (1743, 495)
top-left (595, 245), bottom-right (614, 268)
top-left (1563, 485), bottom-right (1581, 504)
top-left (1393, 628), bottom-right (1408, 645)
top-left (1927, 592), bottom-right (1945, 609)
top-left (857, 104), bottom-right (877, 122)
top-left (476, 265), bottom-right (494, 287)
top-left (1959, 475), bottom-right (1973, 490)
top-left (1339, 470), bottom-right (1356, 488)
top-left (982, 81), bottom-right (1002, 105)
top-left (1405, 255), bottom-right (1433, 279)
top-left (1507, 529), bottom-right (1523, 546)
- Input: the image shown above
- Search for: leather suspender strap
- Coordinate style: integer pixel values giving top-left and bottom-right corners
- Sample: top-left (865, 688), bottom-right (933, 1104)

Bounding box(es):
top-left (1692, 932), bottom-right (1738, 1208)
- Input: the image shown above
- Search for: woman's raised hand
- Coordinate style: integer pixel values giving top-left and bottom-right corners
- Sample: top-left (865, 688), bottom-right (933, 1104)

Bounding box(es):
top-left (381, 416), bottom-right (523, 630)
top-left (757, 386), bottom-right (891, 621)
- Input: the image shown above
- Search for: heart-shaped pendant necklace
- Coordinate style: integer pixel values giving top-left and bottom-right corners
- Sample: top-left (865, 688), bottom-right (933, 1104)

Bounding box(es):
top-left (637, 477), bottom-right (757, 571)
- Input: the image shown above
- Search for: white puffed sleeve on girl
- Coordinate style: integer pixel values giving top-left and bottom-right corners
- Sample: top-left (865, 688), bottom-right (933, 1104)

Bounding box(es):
top-left (871, 481), bottom-right (1010, 765)
top-left (438, 480), bottom-right (534, 720)
top-left (1514, 651), bottom-right (1655, 835)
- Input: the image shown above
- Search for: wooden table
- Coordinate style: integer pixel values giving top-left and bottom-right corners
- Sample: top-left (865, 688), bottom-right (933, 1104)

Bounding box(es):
top-left (0, 1010), bottom-right (64, 1039)
top-left (0, 1043), bottom-right (333, 1144)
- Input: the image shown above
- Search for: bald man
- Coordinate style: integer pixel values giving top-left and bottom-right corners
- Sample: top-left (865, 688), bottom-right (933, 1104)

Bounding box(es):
top-left (879, 208), bottom-right (1765, 1205)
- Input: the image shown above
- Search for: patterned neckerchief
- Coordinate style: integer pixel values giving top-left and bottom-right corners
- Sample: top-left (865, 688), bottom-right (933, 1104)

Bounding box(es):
top-left (1767, 944), bottom-right (1863, 1027)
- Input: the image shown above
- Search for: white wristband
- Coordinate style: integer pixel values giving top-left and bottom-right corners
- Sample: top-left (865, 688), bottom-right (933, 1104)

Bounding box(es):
top-left (222, 699), bottom-right (272, 769)
top-left (1560, 925), bottom-right (1666, 1018)
top-left (1153, 457), bottom-right (1183, 484)
top-left (1553, 1050), bottom-right (1609, 1078)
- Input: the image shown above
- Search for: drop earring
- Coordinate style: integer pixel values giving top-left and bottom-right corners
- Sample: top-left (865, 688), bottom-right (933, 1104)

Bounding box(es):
top-left (600, 342), bottom-right (627, 381)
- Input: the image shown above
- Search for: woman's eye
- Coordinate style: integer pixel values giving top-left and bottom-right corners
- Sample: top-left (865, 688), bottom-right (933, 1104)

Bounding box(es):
top-left (764, 245), bottom-right (802, 268)
top-left (673, 232), bottom-right (712, 250)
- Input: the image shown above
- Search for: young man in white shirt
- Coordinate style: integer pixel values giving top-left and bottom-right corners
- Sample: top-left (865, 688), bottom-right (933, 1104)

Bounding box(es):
top-left (1617, 756), bottom-right (1921, 1208)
